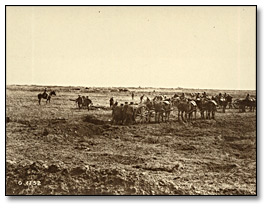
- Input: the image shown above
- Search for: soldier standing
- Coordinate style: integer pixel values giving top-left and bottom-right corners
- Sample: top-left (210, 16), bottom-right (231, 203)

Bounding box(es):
top-left (123, 102), bottom-right (129, 124)
top-left (110, 97), bottom-right (114, 107)
top-left (76, 95), bottom-right (83, 109)
top-left (126, 102), bottom-right (135, 124)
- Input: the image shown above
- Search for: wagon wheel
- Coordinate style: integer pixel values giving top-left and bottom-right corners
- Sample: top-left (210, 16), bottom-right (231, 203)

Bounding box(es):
top-left (135, 106), bottom-right (149, 124)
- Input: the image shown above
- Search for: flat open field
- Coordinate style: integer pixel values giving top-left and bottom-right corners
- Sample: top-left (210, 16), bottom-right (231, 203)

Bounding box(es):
top-left (6, 85), bottom-right (256, 195)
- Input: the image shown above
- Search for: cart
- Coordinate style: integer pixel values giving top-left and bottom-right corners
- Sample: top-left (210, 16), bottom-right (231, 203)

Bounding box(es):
top-left (133, 104), bottom-right (152, 124)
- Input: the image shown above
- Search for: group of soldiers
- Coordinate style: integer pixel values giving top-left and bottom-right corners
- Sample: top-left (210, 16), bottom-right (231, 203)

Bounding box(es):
top-left (75, 95), bottom-right (93, 110)
top-left (110, 100), bottom-right (136, 125)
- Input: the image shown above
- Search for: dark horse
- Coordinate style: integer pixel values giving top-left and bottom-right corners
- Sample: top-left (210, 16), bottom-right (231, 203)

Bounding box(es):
top-left (238, 98), bottom-right (256, 112)
top-left (214, 95), bottom-right (233, 113)
top-left (38, 91), bottom-right (56, 105)
top-left (196, 98), bottom-right (217, 119)
top-left (172, 98), bottom-right (196, 122)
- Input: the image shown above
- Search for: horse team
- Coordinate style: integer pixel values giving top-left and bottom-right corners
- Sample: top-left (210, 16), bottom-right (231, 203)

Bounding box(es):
top-left (110, 92), bottom-right (256, 125)
top-left (37, 89), bottom-right (256, 125)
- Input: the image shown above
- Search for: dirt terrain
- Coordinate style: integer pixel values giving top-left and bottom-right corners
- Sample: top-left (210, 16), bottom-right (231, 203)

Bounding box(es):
top-left (6, 85), bottom-right (256, 195)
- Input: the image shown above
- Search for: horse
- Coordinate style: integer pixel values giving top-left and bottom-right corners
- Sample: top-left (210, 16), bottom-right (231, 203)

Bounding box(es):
top-left (162, 100), bottom-right (172, 122)
top-left (140, 95), bottom-right (150, 104)
top-left (196, 98), bottom-right (217, 119)
top-left (226, 95), bottom-right (233, 109)
top-left (238, 98), bottom-right (256, 112)
top-left (152, 100), bottom-right (172, 123)
top-left (38, 91), bottom-right (56, 105)
top-left (172, 98), bottom-right (196, 122)
top-left (153, 101), bottom-right (164, 123)
top-left (215, 95), bottom-right (232, 113)
top-left (142, 97), bottom-right (171, 123)
top-left (153, 95), bottom-right (164, 101)
top-left (188, 100), bottom-right (197, 120)
top-left (248, 98), bottom-right (256, 112)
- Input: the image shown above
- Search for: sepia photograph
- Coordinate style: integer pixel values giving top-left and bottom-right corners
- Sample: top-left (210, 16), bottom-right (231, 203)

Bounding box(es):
top-left (5, 5), bottom-right (256, 195)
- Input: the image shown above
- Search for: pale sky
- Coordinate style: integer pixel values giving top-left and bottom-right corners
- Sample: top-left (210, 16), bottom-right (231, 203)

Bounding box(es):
top-left (6, 6), bottom-right (256, 90)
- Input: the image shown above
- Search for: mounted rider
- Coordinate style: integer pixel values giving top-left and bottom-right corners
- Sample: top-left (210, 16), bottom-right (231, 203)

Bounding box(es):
top-left (245, 94), bottom-right (250, 101)
top-left (202, 92), bottom-right (207, 100)
top-left (42, 88), bottom-right (47, 98)
top-left (195, 93), bottom-right (200, 100)
top-left (180, 92), bottom-right (186, 101)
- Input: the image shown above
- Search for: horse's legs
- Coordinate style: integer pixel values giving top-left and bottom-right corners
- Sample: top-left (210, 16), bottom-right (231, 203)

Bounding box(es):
top-left (181, 111), bottom-right (184, 122)
top-left (38, 98), bottom-right (41, 105)
top-left (182, 111), bottom-right (185, 122)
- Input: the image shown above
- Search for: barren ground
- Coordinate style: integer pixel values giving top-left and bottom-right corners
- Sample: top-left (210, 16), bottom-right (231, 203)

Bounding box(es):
top-left (6, 85), bottom-right (256, 195)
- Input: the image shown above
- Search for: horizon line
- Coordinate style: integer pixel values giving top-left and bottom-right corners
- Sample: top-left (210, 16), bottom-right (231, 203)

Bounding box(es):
top-left (6, 83), bottom-right (256, 91)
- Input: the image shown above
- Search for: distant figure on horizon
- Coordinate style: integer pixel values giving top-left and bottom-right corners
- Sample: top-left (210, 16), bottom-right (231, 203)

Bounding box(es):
top-left (131, 92), bottom-right (134, 100)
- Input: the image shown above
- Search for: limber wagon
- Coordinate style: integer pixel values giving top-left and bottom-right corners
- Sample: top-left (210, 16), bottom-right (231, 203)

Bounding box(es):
top-left (132, 103), bottom-right (152, 124)
top-left (132, 102), bottom-right (172, 124)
